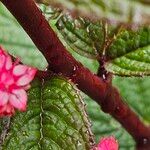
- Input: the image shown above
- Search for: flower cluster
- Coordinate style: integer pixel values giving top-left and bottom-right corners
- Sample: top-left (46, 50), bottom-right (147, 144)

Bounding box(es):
top-left (0, 47), bottom-right (37, 116)
top-left (92, 136), bottom-right (118, 150)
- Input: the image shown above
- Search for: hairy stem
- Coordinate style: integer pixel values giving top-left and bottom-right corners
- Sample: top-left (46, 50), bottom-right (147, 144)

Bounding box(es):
top-left (1, 0), bottom-right (150, 148)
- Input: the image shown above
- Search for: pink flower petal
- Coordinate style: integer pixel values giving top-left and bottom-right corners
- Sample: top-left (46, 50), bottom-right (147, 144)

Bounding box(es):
top-left (5, 55), bottom-right (12, 70)
top-left (13, 65), bottom-right (28, 76)
top-left (0, 73), bottom-right (7, 82)
top-left (97, 136), bottom-right (118, 150)
top-left (10, 89), bottom-right (27, 111)
top-left (0, 104), bottom-right (15, 116)
top-left (16, 74), bottom-right (32, 86)
top-left (16, 68), bottom-right (37, 86)
top-left (0, 91), bottom-right (9, 106)
top-left (28, 68), bottom-right (37, 76)
top-left (1, 72), bottom-right (14, 85)
top-left (23, 84), bottom-right (31, 90)
top-left (0, 55), bottom-right (5, 70)
top-left (0, 46), bottom-right (37, 116)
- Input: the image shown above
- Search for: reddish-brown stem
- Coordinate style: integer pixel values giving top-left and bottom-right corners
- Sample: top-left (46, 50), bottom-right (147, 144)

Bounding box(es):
top-left (1, 0), bottom-right (150, 149)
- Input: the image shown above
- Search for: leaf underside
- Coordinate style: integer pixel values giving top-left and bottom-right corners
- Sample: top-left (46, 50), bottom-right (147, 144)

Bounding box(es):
top-left (2, 77), bottom-right (94, 150)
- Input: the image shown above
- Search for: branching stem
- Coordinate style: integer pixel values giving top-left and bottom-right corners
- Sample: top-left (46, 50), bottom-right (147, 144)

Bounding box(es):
top-left (1, 0), bottom-right (150, 149)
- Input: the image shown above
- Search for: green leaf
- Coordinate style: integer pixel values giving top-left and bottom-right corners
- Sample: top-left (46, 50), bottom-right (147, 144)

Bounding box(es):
top-left (39, 5), bottom-right (99, 73)
top-left (56, 15), bottom-right (104, 59)
top-left (2, 77), bottom-right (94, 150)
top-left (37, 0), bottom-right (150, 25)
top-left (43, 6), bottom-right (150, 77)
top-left (42, 7), bottom-right (116, 60)
top-left (0, 4), bottom-right (48, 70)
top-left (113, 77), bottom-right (150, 124)
top-left (55, 15), bottom-right (120, 58)
top-left (105, 27), bottom-right (150, 76)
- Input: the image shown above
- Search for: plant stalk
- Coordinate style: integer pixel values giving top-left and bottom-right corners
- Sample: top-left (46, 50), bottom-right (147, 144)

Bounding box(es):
top-left (1, 0), bottom-right (150, 148)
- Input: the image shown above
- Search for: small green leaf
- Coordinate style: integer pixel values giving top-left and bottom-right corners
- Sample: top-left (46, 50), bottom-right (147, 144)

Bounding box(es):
top-left (0, 4), bottom-right (48, 70)
top-left (2, 77), bottom-right (94, 150)
top-left (105, 27), bottom-right (150, 76)
top-left (37, 0), bottom-right (150, 25)
top-left (39, 5), bottom-right (100, 73)
top-left (56, 15), bottom-right (104, 59)
top-left (106, 27), bottom-right (150, 59)
top-left (43, 8), bottom-right (116, 60)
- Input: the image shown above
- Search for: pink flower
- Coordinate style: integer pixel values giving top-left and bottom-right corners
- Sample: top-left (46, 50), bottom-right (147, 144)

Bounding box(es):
top-left (92, 136), bottom-right (118, 150)
top-left (0, 46), bottom-right (37, 116)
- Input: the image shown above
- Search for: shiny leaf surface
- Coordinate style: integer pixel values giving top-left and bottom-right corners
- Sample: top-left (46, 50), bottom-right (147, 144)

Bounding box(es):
top-left (2, 77), bottom-right (94, 149)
